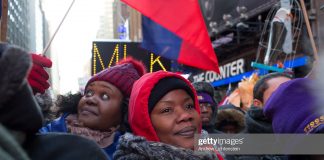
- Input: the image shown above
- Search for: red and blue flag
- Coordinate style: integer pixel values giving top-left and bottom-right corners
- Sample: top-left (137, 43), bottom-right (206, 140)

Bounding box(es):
top-left (121, 0), bottom-right (220, 73)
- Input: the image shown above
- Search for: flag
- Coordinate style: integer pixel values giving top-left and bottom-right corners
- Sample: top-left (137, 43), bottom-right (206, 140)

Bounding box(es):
top-left (121, 0), bottom-right (220, 73)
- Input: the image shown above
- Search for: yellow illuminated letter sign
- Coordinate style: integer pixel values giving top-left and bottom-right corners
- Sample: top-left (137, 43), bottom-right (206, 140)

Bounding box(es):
top-left (92, 43), bottom-right (127, 75)
top-left (93, 43), bottom-right (105, 75)
top-left (150, 53), bottom-right (166, 72)
top-left (93, 43), bottom-right (167, 75)
top-left (107, 44), bottom-right (120, 68)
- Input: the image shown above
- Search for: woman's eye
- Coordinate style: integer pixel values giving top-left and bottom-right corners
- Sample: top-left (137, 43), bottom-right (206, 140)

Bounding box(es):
top-left (85, 90), bottom-right (94, 97)
top-left (161, 107), bottom-right (171, 113)
top-left (101, 94), bottom-right (109, 100)
top-left (185, 104), bottom-right (195, 110)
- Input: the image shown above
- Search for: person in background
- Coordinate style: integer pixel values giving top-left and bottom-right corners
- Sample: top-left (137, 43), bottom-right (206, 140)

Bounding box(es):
top-left (228, 72), bottom-right (292, 160)
top-left (40, 57), bottom-right (146, 159)
top-left (114, 71), bottom-right (223, 160)
top-left (245, 72), bottom-right (292, 133)
top-left (192, 81), bottom-right (219, 133)
top-left (252, 72), bottom-right (292, 108)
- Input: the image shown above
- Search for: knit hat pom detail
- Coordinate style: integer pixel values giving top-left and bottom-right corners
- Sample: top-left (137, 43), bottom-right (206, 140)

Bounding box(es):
top-left (118, 57), bottom-right (146, 76)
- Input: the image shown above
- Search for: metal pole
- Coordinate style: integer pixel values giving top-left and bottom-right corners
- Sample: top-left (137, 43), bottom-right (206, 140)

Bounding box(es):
top-left (0, 0), bottom-right (8, 42)
top-left (42, 0), bottom-right (76, 55)
top-left (300, 0), bottom-right (319, 61)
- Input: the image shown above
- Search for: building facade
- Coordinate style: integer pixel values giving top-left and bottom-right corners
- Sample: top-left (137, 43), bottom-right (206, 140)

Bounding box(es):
top-left (96, 0), bottom-right (114, 39)
top-left (188, 0), bottom-right (317, 102)
top-left (113, 0), bottom-right (142, 41)
top-left (7, 0), bottom-right (36, 51)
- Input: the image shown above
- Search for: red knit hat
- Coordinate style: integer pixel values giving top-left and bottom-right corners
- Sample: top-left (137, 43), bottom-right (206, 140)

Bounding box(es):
top-left (85, 57), bottom-right (146, 97)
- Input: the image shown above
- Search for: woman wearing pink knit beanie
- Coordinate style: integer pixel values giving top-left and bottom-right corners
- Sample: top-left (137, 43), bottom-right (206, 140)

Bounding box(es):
top-left (40, 57), bottom-right (146, 159)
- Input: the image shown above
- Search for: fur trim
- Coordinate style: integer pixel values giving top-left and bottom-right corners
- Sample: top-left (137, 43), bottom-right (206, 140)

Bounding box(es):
top-left (215, 109), bottom-right (245, 132)
top-left (35, 92), bottom-right (53, 112)
top-left (114, 133), bottom-right (218, 160)
top-left (35, 92), bottom-right (55, 123)
top-left (117, 57), bottom-right (146, 76)
top-left (0, 45), bottom-right (32, 106)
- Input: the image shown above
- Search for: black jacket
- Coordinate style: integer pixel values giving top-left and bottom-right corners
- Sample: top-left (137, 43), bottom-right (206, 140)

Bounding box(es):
top-left (225, 106), bottom-right (288, 160)
top-left (244, 106), bottom-right (273, 133)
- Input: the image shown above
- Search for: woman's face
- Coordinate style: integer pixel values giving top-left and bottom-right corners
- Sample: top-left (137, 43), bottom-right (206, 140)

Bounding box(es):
top-left (199, 102), bottom-right (213, 125)
top-left (78, 81), bottom-right (123, 131)
top-left (150, 89), bottom-right (201, 149)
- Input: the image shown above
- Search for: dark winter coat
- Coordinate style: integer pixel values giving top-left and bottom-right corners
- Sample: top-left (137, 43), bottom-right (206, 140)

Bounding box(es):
top-left (0, 44), bottom-right (43, 134)
top-left (227, 106), bottom-right (288, 160)
top-left (244, 106), bottom-right (273, 133)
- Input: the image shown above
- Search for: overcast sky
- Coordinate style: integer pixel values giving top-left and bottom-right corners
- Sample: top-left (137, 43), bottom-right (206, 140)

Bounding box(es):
top-left (41, 0), bottom-right (106, 94)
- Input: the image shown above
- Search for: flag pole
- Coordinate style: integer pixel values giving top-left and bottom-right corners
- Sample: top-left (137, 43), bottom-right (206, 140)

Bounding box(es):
top-left (0, 0), bottom-right (8, 42)
top-left (300, 0), bottom-right (318, 61)
top-left (42, 0), bottom-right (75, 55)
top-left (299, 0), bottom-right (319, 79)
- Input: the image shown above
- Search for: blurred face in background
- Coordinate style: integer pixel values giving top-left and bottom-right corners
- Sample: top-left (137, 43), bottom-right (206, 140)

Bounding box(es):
top-left (263, 77), bottom-right (291, 104)
top-left (199, 103), bottom-right (213, 125)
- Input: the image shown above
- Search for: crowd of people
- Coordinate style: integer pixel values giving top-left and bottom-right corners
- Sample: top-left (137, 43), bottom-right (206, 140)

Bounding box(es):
top-left (1, 42), bottom-right (323, 160)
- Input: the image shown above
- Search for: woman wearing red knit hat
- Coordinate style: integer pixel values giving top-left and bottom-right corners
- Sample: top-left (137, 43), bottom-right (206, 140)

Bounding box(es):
top-left (40, 57), bottom-right (146, 159)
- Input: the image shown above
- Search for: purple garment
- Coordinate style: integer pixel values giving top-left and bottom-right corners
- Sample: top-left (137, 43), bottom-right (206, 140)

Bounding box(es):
top-left (197, 92), bottom-right (214, 104)
top-left (263, 78), bottom-right (324, 133)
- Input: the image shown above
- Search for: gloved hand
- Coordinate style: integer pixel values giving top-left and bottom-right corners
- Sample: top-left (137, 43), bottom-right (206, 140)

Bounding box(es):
top-left (28, 54), bottom-right (52, 94)
top-left (0, 44), bottom-right (44, 133)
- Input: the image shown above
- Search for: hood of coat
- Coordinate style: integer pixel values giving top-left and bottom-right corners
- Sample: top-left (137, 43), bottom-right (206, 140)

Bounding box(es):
top-left (128, 71), bottom-right (201, 142)
top-left (215, 104), bottom-right (245, 133)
